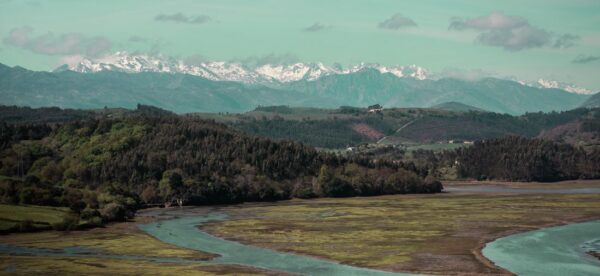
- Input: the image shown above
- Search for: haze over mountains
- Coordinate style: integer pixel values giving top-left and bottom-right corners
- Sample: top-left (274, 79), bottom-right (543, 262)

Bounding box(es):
top-left (0, 55), bottom-right (596, 114)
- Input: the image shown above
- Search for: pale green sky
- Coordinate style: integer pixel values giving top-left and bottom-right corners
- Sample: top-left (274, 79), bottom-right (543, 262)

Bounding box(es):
top-left (1, 0), bottom-right (599, 90)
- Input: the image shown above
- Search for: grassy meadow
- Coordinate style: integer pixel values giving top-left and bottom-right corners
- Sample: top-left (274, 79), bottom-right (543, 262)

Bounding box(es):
top-left (0, 216), bottom-right (275, 275)
top-left (0, 204), bottom-right (72, 232)
top-left (203, 187), bottom-right (600, 275)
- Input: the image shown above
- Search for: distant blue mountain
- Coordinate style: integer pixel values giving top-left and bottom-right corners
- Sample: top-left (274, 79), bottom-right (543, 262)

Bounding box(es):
top-left (0, 63), bottom-right (590, 114)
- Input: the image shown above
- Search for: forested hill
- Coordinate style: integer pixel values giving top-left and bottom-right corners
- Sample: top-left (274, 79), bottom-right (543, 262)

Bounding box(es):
top-left (200, 106), bottom-right (600, 149)
top-left (581, 92), bottom-right (600, 108)
top-left (0, 108), bottom-right (441, 228)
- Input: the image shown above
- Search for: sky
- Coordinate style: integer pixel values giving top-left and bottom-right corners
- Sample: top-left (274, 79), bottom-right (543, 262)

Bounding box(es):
top-left (1, 0), bottom-right (599, 90)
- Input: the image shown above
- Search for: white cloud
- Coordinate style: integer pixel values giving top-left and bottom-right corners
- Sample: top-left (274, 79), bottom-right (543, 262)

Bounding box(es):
top-left (3, 26), bottom-right (112, 57)
top-left (154, 13), bottom-right (211, 24)
top-left (449, 12), bottom-right (578, 51)
top-left (378, 14), bottom-right (417, 30)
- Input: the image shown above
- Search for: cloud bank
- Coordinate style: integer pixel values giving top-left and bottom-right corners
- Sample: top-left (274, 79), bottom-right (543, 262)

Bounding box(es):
top-left (303, 22), bottom-right (327, 32)
top-left (3, 26), bottom-right (112, 57)
top-left (572, 55), bottom-right (600, 64)
top-left (449, 12), bottom-right (579, 51)
top-left (154, 13), bottom-right (211, 24)
top-left (234, 53), bottom-right (300, 68)
top-left (378, 14), bottom-right (417, 30)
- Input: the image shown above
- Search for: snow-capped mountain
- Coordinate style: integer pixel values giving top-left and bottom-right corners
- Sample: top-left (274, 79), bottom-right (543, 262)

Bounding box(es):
top-left (55, 52), bottom-right (429, 83)
top-left (56, 52), bottom-right (593, 94)
top-left (534, 79), bottom-right (594, 95)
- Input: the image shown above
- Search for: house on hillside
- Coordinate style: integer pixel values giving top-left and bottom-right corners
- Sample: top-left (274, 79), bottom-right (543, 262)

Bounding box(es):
top-left (368, 104), bottom-right (383, 113)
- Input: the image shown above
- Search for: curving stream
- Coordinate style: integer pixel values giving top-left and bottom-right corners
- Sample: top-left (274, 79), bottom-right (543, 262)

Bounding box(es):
top-left (483, 220), bottom-right (600, 276)
top-left (139, 212), bottom-right (413, 276)
top-left (0, 209), bottom-right (415, 276)
top-left (3, 199), bottom-right (600, 275)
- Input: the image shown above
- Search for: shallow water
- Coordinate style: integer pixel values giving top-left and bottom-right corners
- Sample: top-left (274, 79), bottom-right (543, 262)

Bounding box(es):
top-left (483, 220), bottom-right (600, 276)
top-left (0, 211), bottom-right (414, 275)
top-left (139, 212), bottom-right (414, 276)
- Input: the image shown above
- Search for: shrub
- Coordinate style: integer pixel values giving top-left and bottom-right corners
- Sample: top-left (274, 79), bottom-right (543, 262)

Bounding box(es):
top-left (18, 219), bottom-right (35, 232)
top-left (52, 215), bottom-right (80, 231)
top-left (99, 203), bottom-right (126, 222)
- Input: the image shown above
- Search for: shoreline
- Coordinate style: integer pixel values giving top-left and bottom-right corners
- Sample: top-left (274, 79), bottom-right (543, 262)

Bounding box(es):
top-left (471, 216), bottom-right (600, 276)
top-left (200, 208), bottom-right (600, 276)
top-left (4, 180), bottom-right (600, 275)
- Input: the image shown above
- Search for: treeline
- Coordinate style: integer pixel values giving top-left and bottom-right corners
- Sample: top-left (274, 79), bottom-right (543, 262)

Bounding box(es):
top-left (0, 105), bottom-right (93, 125)
top-left (452, 136), bottom-right (600, 181)
top-left (0, 113), bottom-right (441, 227)
top-left (353, 136), bottom-right (600, 183)
top-left (398, 108), bottom-right (595, 143)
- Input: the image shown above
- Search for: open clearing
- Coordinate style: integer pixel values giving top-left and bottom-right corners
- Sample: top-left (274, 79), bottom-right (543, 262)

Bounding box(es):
top-left (0, 204), bottom-right (71, 231)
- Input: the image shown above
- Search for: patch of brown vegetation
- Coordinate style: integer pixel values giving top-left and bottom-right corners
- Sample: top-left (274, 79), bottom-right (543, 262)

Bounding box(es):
top-left (351, 123), bottom-right (384, 140)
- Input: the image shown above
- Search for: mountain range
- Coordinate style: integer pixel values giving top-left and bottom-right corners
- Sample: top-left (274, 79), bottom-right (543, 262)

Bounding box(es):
top-left (57, 52), bottom-right (595, 95)
top-left (55, 52), bottom-right (429, 83)
top-left (0, 61), bottom-right (595, 114)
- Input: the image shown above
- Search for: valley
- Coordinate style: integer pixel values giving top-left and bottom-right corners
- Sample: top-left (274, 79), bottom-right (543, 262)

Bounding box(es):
top-left (1, 1), bottom-right (600, 275)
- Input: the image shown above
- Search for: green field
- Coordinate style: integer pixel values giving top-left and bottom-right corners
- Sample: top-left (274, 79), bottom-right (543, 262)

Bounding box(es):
top-left (0, 204), bottom-right (72, 231)
top-left (0, 216), bottom-right (270, 275)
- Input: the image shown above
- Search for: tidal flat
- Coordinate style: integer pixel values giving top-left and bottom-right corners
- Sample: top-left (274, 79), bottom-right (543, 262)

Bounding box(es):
top-left (2, 180), bottom-right (600, 275)
top-left (203, 181), bottom-right (600, 275)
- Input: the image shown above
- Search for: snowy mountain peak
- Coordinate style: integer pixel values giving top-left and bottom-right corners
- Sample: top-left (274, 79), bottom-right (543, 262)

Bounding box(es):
top-left (534, 79), bottom-right (594, 95)
top-left (56, 52), bottom-right (430, 83)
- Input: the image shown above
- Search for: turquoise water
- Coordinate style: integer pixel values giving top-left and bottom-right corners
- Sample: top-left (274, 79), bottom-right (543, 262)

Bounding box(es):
top-left (139, 212), bottom-right (415, 276)
top-left (483, 220), bottom-right (600, 276)
top-left (0, 211), bottom-right (414, 275)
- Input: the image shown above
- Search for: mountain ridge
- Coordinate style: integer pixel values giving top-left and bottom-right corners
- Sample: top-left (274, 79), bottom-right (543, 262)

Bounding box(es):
top-left (0, 63), bottom-right (590, 115)
top-left (55, 52), bottom-right (429, 83)
top-left (52, 52), bottom-right (595, 96)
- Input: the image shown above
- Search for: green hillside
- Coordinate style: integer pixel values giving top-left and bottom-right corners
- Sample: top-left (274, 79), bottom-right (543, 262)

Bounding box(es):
top-left (581, 92), bottom-right (600, 108)
top-left (0, 106), bottom-right (442, 231)
top-left (197, 106), bottom-right (597, 149)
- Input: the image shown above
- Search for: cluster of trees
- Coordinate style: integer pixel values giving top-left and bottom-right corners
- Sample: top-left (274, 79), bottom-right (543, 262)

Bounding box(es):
top-left (0, 105), bottom-right (93, 124)
top-left (350, 136), bottom-right (600, 183)
top-left (0, 110), bottom-right (442, 228)
top-left (397, 108), bottom-right (596, 143)
top-left (452, 136), bottom-right (600, 181)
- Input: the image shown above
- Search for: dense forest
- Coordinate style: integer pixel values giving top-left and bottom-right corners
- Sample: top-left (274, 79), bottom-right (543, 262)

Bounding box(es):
top-left (2, 104), bottom-right (599, 231)
top-left (0, 106), bottom-right (441, 229)
top-left (363, 136), bottom-right (600, 182)
top-left (452, 136), bottom-right (600, 181)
